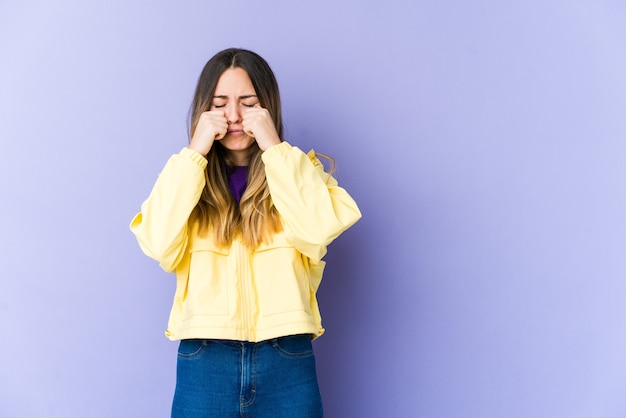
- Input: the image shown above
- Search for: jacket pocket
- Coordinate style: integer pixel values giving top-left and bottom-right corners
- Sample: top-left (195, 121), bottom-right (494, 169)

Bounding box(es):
top-left (183, 238), bottom-right (232, 318)
top-left (253, 237), bottom-right (312, 317)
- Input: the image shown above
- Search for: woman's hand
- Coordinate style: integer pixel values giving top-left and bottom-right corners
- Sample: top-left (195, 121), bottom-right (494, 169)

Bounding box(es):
top-left (189, 111), bottom-right (228, 156)
top-left (242, 107), bottom-right (281, 151)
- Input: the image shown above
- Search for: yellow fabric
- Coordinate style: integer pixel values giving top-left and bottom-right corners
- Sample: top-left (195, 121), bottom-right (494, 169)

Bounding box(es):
top-left (130, 142), bottom-right (361, 342)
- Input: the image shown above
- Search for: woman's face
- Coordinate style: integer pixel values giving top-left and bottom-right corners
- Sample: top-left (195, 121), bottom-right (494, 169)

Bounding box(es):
top-left (211, 67), bottom-right (259, 165)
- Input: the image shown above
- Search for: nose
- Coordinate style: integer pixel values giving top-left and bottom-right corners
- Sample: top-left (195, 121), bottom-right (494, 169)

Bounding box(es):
top-left (225, 103), bottom-right (242, 124)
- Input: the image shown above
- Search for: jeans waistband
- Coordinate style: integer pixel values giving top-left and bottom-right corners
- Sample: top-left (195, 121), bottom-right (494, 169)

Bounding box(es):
top-left (193, 333), bottom-right (311, 347)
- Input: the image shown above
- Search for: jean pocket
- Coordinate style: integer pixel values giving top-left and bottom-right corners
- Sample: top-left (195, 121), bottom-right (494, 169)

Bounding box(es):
top-left (177, 339), bottom-right (207, 358)
top-left (271, 334), bottom-right (313, 358)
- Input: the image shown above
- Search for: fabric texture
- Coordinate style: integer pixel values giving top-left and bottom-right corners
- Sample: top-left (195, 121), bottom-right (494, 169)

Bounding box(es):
top-left (171, 334), bottom-right (323, 417)
top-left (227, 165), bottom-right (248, 204)
top-left (130, 142), bottom-right (361, 342)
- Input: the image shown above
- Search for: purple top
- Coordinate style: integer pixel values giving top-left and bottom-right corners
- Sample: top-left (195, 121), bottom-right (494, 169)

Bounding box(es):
top-left (227, 166), bottom-right (248, 204)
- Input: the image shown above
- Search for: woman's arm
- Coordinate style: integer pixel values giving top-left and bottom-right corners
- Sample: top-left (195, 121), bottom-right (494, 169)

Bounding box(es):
top-left (262, 142), bottom-right (362, 263)
top-left (130, 148), bottom-right (207, 272)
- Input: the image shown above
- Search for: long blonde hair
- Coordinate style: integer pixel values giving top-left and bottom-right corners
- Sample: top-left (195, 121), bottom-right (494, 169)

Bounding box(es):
top-left (189, 48), bottom-right (283, 249)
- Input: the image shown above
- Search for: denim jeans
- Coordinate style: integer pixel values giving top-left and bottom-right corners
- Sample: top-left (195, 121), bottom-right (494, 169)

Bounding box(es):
top-left (171, 334), bottom-right (323, 417)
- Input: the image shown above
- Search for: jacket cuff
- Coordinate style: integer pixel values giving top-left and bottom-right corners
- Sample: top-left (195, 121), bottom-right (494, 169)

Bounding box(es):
top-left (261, 141), bottom-right (292, 161)
top-left (180, 147), bottom-right (208, 169)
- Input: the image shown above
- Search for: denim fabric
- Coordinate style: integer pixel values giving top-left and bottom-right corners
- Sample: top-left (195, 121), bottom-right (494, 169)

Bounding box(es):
top-left (171, 334), bottom-right (323, 417)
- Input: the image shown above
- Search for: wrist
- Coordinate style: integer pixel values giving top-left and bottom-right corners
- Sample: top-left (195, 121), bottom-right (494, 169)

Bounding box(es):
top-left (258, 136), bottom-right (281, 151)
top-left (188, 140), bottom-right (211, 157)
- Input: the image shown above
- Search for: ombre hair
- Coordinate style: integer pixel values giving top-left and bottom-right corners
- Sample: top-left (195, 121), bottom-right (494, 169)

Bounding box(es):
top-left (188, 48), bottom-right (283, 249)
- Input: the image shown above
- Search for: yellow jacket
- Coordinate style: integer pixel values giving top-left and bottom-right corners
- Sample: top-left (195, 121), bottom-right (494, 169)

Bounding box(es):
top-left (130, 142), bottom-right (361, 342)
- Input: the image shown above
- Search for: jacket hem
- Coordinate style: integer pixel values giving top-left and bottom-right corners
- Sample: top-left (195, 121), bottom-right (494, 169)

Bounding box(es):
top-left (165, 322), bottom-right (324, 343)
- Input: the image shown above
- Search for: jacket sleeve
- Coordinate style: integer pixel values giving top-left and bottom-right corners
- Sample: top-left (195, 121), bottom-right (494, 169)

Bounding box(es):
top-left (129, 147), bottom-right (207, 272)
top-left (261, 141), bottom-right (362, 263)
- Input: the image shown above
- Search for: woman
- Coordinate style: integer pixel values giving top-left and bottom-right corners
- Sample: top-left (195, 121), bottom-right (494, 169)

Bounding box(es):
top-left (130, 48), bottom-right (361, 417)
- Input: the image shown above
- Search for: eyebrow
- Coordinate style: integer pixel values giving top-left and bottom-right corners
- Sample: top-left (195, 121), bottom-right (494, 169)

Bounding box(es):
top-left (213, 95), bottom-right (258, 100)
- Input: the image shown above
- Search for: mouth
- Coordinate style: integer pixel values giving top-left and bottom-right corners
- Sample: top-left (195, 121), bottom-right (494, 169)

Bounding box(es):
top-left (227, 129), bottom-right (245, 136)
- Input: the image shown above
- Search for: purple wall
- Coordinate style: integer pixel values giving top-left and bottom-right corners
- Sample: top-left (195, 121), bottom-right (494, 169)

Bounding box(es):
top-left (2, 1), bottom-right (626, 417)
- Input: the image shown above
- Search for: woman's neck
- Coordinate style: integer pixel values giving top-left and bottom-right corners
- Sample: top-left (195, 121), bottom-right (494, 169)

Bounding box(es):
top-left (226, 149), bottom-right (252, 166)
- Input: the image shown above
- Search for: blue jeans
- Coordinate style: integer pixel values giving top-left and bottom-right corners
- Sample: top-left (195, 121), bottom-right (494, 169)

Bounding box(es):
top-left (171, 334), bottom-right (323, 417)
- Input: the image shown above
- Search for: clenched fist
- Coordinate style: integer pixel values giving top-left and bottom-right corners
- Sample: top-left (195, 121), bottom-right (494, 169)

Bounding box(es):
top-left (243, 107), bottom-right (281, 151)
top-left (189, 111), bottom-right (228, 156)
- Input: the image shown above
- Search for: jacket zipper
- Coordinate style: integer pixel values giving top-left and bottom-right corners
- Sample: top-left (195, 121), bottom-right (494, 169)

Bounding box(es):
top-left (236, 240), bottom-right (252, 340)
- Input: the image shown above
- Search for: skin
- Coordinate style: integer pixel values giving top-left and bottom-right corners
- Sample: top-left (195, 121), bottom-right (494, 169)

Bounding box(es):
top-left (189, 67), bottom-right (281, 165)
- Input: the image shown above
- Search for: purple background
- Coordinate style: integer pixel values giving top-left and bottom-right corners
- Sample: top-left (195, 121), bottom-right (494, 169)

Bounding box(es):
top-left (2, 1), bottom-right (626, 417)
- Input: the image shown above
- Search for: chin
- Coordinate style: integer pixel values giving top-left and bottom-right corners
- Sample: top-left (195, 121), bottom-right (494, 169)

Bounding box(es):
top-left (221, 136), bottom-right (256, 151)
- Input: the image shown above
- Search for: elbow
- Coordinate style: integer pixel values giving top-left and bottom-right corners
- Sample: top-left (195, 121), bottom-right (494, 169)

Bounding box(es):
top-left (131, 231), bottom-right (186, 273)
top-left (139, 239), bottom-right (186, 273)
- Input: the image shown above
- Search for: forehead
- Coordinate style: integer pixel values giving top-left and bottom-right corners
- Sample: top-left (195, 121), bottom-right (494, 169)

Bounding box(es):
top-left (214, 67), bottom-right (256, 95)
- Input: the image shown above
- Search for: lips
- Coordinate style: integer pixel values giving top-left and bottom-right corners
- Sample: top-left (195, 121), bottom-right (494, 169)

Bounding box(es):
top-left (227, 129), bottom-right (245, 136)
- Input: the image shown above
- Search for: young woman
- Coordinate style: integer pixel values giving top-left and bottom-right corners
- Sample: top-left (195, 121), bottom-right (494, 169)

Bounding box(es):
top-left (130, 48), bottom-right (361, 417)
